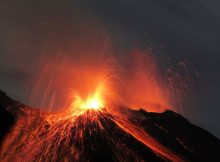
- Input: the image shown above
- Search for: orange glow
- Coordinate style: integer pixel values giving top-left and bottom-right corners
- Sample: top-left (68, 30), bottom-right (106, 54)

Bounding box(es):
top-left (70, 85), bottom-right (105, 111)
top-left (25, 48), bottom-right (171, 113)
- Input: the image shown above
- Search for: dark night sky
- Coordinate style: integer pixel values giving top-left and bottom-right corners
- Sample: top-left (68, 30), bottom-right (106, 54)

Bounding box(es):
top-left (0, 0), bottom-right (220, 137)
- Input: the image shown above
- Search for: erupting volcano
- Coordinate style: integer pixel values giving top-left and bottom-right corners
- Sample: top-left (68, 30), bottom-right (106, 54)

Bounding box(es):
top-left (1, 89), bottom-right (220, 162)
top-left (1, 0), bottom-right (220, 161)
top-left (0, 32), bottom-right (219, 162)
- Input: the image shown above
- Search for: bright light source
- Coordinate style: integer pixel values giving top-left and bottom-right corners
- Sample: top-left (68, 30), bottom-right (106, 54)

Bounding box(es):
top-left (70, 84), bottom-right (105, 112)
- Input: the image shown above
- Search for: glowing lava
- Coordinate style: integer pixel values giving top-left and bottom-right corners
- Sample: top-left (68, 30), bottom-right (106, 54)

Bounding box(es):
top-left (70, 83), bottom-right (106, 113)
top-left (72, 93), bottom-right (104, 111)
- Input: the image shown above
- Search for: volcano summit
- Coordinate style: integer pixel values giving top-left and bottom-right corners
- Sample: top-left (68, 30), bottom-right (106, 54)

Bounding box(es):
top-left (0, 90), bottom-right (220, 162)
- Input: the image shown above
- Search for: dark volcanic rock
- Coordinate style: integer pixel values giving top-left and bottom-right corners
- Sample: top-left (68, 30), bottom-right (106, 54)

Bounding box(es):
top-left (0, 105), bottom-right (15, 145)
top-left (0, 91), bottom-right (15, 143)
top-left (128, 109), bottom-right (220, 162)
top-left (0, 90), bottom-right (12, 107)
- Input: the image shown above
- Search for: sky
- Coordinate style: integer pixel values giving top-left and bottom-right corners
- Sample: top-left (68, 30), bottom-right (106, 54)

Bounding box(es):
top-left (0, 0), bottom-right (220, 137)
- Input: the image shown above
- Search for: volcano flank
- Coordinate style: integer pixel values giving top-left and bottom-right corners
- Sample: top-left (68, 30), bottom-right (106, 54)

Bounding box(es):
top-left (0, 90), bottom-right (220, 162)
